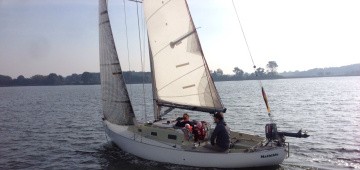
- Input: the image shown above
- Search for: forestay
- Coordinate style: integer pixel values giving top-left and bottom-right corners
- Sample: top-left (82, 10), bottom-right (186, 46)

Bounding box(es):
top-left (99, 0), bottom-right (135, 125)
top-left (143, 0), bottom-right (226, 115)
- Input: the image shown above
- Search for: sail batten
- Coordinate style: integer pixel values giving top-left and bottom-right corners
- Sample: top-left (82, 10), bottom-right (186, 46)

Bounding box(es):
top-left (176, 62), bottom-right (190, 68)
top-left (99, 0), bottom-right (135, 125)
top-left (159, 92), bottom-right (206, 98)
top-left (144, 0), bottom-right (172, 23)
top-left (143, 0), bottom-right (225, 116)
top-left (157, 64), bottom-right (203, 92)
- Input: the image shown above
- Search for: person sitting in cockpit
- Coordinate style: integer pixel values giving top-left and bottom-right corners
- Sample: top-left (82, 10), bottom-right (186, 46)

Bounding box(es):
top-left (175, 113), bottom-right (192, 127)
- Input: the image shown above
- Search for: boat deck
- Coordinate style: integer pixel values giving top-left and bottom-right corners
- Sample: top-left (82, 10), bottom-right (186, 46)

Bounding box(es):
top-left (128, 119), bottom-right (265, 153)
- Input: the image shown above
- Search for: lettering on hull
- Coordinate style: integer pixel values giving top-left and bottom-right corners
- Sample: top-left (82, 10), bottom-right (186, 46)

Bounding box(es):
top-left (261, 153), bottom-right (279, 158)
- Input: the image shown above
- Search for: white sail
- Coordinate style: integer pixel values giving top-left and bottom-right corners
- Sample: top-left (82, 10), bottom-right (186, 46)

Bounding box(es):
top-left (99, 0), bottom-right (135, 125)
top-left (143, 0), bottom-right (225, 114)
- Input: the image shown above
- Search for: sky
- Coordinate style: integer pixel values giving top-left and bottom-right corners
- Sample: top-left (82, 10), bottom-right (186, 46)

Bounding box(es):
top-left (1, 0), bottom-right (360, 78)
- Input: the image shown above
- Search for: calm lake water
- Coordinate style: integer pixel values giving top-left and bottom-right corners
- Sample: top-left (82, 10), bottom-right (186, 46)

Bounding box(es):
top-left (0, 76), bottom-right (359, 169)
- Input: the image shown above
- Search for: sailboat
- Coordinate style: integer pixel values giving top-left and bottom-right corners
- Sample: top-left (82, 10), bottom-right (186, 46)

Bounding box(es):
top-left (99, 0), bottom-right (308, 168)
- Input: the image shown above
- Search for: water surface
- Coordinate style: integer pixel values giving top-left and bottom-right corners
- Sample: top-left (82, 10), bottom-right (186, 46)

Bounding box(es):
top-left (0, 77), bottom-right (359, 169)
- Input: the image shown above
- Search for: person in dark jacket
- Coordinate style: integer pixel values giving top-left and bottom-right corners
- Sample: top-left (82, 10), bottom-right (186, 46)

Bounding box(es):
top-left (209, 112), bottom-right (230, 152)
top-left (175, 113), bottom-right (191, 127)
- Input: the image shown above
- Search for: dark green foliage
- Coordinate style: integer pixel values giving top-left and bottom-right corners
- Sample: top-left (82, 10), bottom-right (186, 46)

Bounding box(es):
top-left (2, 62), bottom-right (358, 86)
top-left (81, 72), bottom-right (99, 85)
top-left (0, 71), bottom-right (151, 86)
top-left (0, 75), bottom-right (12, 86)
top-left (65, 74), bottom-right (82, 85)
top-left (233, 67), bottom-right (244, 78)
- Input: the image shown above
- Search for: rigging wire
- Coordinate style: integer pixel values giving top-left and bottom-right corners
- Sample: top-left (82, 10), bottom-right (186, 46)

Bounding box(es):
top-left (135, 1), bottom-right (148, 121)
top-left (140, 2), bottom-right (149, 122)
top-left (140, 4), bottom-right (150, 121)
top-left (122, 0), bottom-right (133, 96)
top-left (231, 0), bottom-right (273, 120)
top-left (140, 3), bottom-right (147, 73)
top-left (231, 0), bottom-right (256, 69)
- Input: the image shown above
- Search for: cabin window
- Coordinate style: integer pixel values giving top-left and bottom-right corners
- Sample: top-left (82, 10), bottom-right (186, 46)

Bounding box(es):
top-left (168, 134), bottom-right (177, 140)
top-left (138, 129), bottom-right (142, 132)
top-left (151, 132), bottom-right (157, 136)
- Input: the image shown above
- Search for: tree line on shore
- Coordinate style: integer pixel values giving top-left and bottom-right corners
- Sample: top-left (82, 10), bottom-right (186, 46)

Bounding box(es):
top-left (0, 71), bottom-right (152, 87)
top-left (0, 61), bottom-right (280, 87)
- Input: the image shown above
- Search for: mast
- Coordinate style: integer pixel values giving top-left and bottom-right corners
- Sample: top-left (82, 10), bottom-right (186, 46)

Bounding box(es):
top-left (148, 38), bottom-right (161, 121)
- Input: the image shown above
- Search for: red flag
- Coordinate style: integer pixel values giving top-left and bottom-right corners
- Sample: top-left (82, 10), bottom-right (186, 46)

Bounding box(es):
top-left (261, 87), bottom-right (271, 113)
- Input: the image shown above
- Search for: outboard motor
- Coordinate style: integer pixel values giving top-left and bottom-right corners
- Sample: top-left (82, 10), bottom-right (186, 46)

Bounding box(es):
top-left (265, 123), bottom-right (284, 146)
top-left (265, 123), bottom-right (278, 140)
top-left (265, 123), bottom-right (310, 139)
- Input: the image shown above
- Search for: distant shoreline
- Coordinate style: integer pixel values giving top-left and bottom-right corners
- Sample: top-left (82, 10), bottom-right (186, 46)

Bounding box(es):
top-left (1, 74), bottom-right (359, 88)
top-left (1, 63), bottom-right (359, 87)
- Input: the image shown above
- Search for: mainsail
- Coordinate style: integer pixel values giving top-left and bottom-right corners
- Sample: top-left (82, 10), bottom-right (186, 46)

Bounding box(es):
top-left (143, 0), bottom-right (226, 119)
top-left (99, 0), bottom-right (135, 125)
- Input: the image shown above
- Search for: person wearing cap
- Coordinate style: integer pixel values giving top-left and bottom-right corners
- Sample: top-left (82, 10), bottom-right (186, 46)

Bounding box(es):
top-left (209, 112), bottom-right (230, 152)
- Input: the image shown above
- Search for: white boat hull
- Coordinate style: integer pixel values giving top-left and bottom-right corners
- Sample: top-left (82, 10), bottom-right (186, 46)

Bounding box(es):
top-left (104, 120), bottom-right (286, 168)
